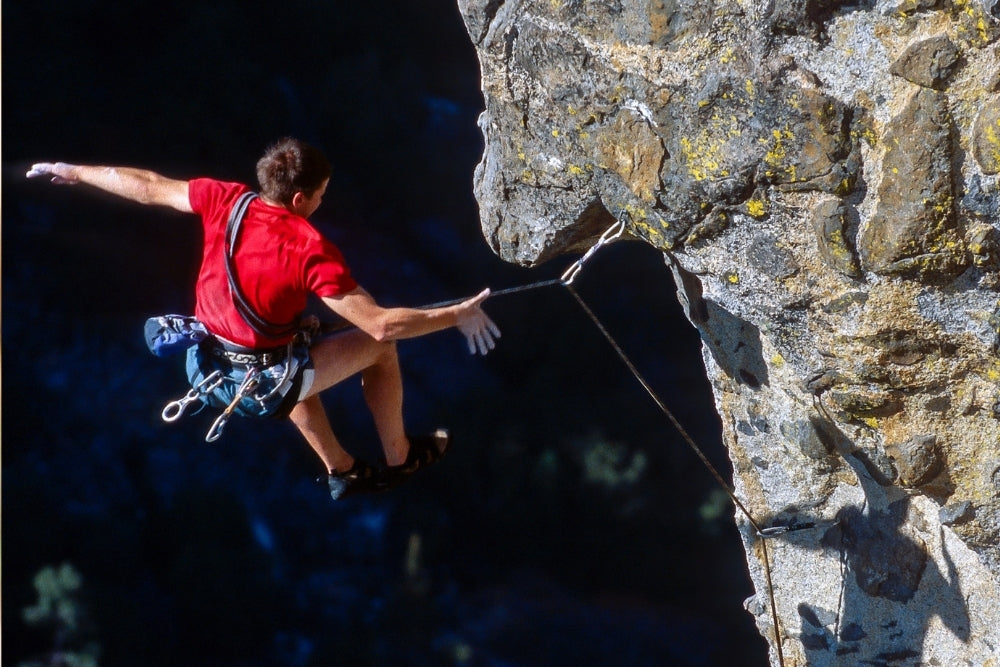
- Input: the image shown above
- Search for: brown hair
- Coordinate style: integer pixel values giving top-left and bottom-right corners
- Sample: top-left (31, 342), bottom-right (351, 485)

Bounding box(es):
top-left (255, 137), bottom-right (332, 205)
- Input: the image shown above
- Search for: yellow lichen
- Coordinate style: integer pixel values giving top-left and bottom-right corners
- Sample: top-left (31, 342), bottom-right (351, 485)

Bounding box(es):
top-left (984, 119), bottom-right (1000, 167)
top-left (761, 126), bottom-right (799, 181)
top-left (631, 217), bottom-right (664, 240)
top-left (746, 199), bottom-right (767, 218)
top-left (852, 126), bottom-right (878, 147)
top-left (624, 203), bottom-right (649, 221)
top-left (679, 133), bottom-right (729, 181)
top-left (987, 364), bottom-right (1000, 382)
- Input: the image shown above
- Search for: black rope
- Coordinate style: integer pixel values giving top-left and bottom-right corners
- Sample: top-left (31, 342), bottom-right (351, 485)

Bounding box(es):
top-left (417, 278), bottom-right (564, 310)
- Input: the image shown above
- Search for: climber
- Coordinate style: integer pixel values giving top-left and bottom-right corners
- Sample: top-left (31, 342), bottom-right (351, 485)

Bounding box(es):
top-left (26, 137), bottom-right (501, 499)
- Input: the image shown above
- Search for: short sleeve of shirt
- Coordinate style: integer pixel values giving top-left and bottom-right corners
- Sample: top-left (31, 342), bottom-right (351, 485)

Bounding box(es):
top-left (189, 177), bottom-right (233, 217)
top-left (306, 238), bottom-right (358, 297)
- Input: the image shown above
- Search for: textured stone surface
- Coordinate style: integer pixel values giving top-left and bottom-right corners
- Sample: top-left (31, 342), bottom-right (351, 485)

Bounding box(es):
top-left (859, 87), bottom-right (965, 280)
top-left (889, 34), bottom-right (960, 90)
top-left (974, 97), bottom-right (1000, 174)
top-left (459, 0), bottom-right (1000, 663)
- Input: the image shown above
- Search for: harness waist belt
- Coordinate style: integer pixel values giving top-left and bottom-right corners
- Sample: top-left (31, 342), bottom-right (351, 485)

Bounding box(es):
top-left (205, 338), bottom-right (287, 367)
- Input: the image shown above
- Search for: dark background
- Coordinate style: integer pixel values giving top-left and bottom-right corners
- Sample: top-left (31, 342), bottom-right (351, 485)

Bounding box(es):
top-left (2, 2), bottom-right (768, 665)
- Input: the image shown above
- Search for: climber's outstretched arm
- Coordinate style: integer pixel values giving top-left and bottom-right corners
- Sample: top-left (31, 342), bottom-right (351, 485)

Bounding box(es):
top-left (323, 286), bottom-right (501, 355)
top-left (27, 162), bottom-right (192, 213)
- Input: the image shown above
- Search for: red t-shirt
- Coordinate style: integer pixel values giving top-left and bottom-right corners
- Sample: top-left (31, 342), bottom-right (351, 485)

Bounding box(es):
top-left (189, 178), bottom-right (358, 348)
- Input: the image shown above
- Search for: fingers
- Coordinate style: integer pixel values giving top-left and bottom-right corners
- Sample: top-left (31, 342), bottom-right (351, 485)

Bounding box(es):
top-left (26, 163), bottom-right (55, 179)
top-left (462, 312), bottom-right (501, 356)
top-left (485, 315), bottom-right (502, 340)
top-left (26, 162), bottom-right (76, 184)
top-left (469, 329), bottom-right (494, 356)
top-left (475, 326), bottom-right (496, 355)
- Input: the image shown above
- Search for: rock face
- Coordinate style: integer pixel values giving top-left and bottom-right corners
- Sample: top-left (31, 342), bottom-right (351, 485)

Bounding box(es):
top-left (458, 0), bottom-right (1000, 664)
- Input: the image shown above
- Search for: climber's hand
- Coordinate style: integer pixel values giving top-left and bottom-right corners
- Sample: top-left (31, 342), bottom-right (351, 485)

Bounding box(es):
top-left (455, 289), bottom-right (502, 355)
top-left (27, 162), bottom-right (80, 185)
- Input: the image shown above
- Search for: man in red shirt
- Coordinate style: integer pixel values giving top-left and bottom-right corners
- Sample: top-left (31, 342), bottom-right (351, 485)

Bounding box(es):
top-left (27, 138), bottom-right (501, 499)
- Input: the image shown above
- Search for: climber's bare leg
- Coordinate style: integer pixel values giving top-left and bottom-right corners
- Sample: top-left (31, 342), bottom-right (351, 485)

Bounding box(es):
top-left (289, 329), bottom-right (408, 469)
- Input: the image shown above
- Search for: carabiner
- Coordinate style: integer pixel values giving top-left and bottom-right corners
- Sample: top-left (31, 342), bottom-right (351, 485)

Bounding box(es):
top-left (205, 410), bottom-right (232, 443)
top-left (560, 216), bottom-right (627, 286)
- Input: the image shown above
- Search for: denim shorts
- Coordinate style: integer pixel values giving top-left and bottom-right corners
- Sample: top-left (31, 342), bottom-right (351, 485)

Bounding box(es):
top-left (185, 341), bottom-right (312, 420)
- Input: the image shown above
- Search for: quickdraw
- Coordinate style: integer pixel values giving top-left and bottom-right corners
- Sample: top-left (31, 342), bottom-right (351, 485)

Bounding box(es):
top-left (205, 370), bottom-right (261, 443)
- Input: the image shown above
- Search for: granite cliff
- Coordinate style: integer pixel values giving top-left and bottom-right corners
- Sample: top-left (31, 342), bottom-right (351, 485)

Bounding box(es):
top-left (458, 0), bottom-right (1000, 663)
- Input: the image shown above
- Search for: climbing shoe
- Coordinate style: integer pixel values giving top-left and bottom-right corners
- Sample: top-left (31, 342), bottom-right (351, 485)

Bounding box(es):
top-left (387, 429), bottom-right (451, 486)
top-left (325, 460), bottom-right (390, 500)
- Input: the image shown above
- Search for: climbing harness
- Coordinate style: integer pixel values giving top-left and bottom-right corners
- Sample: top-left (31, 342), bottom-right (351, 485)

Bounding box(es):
top-left (158, 335), bottom-right (308, 441)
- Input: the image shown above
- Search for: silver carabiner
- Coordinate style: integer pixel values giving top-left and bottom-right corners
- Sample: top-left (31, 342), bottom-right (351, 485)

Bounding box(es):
top-left (161, 371), bottom-right (223, 422)
top-left (205, 410), bottom-right (232, 443)
top-left (560, 216), bottom-right (627, 286)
